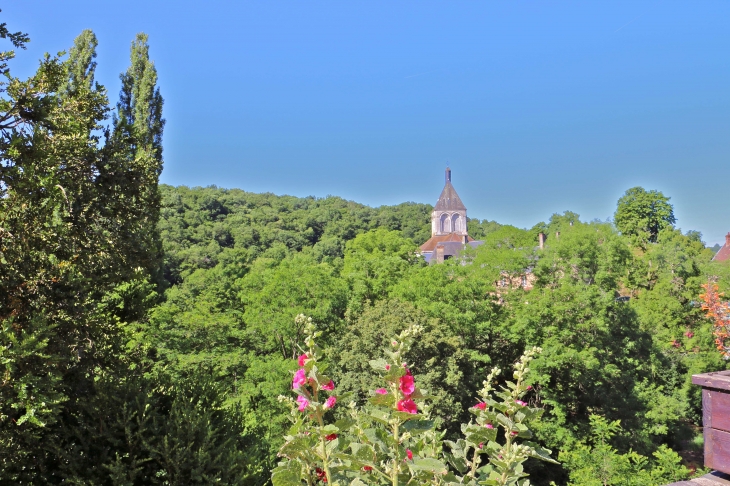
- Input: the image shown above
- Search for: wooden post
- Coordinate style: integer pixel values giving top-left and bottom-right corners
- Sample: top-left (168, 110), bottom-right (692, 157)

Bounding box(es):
top-left (692, 370), bottom-right (730, 474)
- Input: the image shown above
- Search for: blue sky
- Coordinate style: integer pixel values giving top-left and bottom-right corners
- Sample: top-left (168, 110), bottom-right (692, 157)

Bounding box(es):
top-left (9, 1), bottom-right (730, 244)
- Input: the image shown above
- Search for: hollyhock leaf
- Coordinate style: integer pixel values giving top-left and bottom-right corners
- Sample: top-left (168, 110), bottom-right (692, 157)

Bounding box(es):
top-left (365, 409), bottom-right (391, 426)
top-left (464, 424), bottom-right (497, 444)
top-left (523, 441), bottom-right (559, 464)
top-left (352, 443), bottom-right (376, 462)
top-left (368, 393), bottom-right (394, 407)
top-left (363, 428), bottom-right (389, 450)
top-left (271, 462), bottom-right (303, 486)
top-left (368, 358), bottom-right (389, 372)
top-left (443, 450), bottom-right (468, 473)
top-left (322, 424), bottom-right (340, 434)
top-left (334, 418), bottom-right (355, 431)
top-left (409, 458), bottom-right (448, 474)
top-left (393, 411), bottom-right (420, 421)
top-left (402, 419), bottom-right (434, 434)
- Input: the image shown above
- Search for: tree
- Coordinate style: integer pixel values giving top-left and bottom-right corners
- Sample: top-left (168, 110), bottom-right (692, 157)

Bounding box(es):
top-left (614, 187), bottom-right (676, 244)
top-left (0, 27), bottom-right (166, 481)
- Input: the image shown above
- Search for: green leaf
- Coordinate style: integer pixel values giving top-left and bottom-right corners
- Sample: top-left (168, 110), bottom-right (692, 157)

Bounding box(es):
top-left (410, 457), bottom-right (448, 474)
top-left (271, 461), bottom-right (303, 486)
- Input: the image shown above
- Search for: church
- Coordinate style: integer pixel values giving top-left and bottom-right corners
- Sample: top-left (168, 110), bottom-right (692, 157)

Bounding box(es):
top-left (419, 168), bottom-right (484, 264)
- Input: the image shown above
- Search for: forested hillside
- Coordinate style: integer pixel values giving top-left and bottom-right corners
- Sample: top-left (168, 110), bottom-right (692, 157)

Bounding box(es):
top-left (142, 184), bottom-right (730, 484)
top-left (3, 21), bottom-right (730, 486)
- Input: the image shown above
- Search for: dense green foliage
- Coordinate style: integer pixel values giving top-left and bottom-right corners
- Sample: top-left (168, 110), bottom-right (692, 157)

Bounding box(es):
top-left (3, 18), bottom-right (730, 486)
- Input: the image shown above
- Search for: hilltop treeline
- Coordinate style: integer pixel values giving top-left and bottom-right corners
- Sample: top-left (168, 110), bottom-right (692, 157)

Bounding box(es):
top-left (3, 24), bottom-right (730, 486)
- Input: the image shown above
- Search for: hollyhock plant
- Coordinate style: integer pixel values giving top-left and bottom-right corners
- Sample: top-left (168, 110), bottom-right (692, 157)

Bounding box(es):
top-left (275, 316), bottom-right (556, 486)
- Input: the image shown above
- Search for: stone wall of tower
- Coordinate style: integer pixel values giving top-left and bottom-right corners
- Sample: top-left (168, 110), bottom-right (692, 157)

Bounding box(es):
top-left (431, 208), bottom-right (467, 236)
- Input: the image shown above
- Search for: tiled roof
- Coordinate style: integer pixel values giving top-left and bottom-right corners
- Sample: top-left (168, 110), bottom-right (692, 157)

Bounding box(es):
top-left (714, 244), bottom-right (730, 262)
top-left (713, 233), bottom-right (730, 262)
top-left (434, 181), bottom-right (466, 211)
top-left (420, 233), bottom-right (475, 252)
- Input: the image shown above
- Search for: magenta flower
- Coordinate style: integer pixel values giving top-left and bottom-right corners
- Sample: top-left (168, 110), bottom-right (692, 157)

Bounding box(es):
top-left (397, 399), bottom-right (418, 414)
top-left (375, 388), bottom-right (388, 395)
top-left (292, 369), bottom-right (307, 389)
top-left (515, 400), bottom-right (527, 407)
top-left (321, 380), bottom-right (335, 391)
top-left (297, 354), bottom-right (308, 366)
top-left (685, 331), bottom-right (694, 338)
top-left (526, 385), bottom-right (532, 391)
top-left (297, 395), bottom-right (309, 411)
top-left (324, 396), bottom-right (337, 409)
top-left (399, 374), bottom-right (415, 395)
top-left (474, 402), bottom-right (487, 410)
top-left (385, 364), bottom-right (391, 371)
top-left (485, 423), bottom-right (494, 429)
top-left (406, 449), bottom-right (413, 460)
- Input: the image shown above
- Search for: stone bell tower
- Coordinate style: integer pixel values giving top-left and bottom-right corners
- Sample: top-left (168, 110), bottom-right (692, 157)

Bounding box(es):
top-left (431, 167), bottom-right (467, 236)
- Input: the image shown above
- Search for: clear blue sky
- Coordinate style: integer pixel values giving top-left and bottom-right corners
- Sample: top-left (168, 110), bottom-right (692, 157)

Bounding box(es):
top-left (9, 1), bottom-right (730, 244)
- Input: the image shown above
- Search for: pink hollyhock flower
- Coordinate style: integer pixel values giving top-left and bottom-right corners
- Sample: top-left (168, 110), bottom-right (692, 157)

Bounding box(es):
top-left (297, 354), bottom-right (308, 366)
top-left (510, 431), bottom-right (518, 436)
top-left (685, 331), bottom-right (694, 338)
top-left (321, 380), bottom-right (335, 391)
top-left (526, 385), bottom-right (532, 391)
top-left (363, 466), bottom-right (373, 472)
top-left (399, 374), bottom-right (415, 395)
top-left (485, 423), bottom-right (494, 429)
top-left (375, 388), bottom-right (388, 395)
top-left (406, 449), bottom-right (413, 460)
top-left (324, 396), bottom-right (337, 409)
top-left (385, 364), bottom-right (391, 371)
top-left (296, 395), bottom-right (309, 411)
top-left (292, 369), bottom-right (307, 389)
top-left (474, 402), bottom-right (487, 410)
top-left (325, 433), bottom-right (337, 441)
top-left (515, 400), bottom-right (527, 407)
top-left (397, 399), bottom-right (418, 414)
top-left (478, 442), bottom-right (484, 449)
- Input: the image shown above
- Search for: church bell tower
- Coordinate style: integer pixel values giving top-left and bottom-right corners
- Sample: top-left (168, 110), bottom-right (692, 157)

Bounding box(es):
top-left (431, 167), bottom-right (467, 236)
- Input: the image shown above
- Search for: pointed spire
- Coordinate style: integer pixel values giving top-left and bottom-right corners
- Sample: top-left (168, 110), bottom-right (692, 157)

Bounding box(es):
top-left (434, 168), bottom-right (466, 211)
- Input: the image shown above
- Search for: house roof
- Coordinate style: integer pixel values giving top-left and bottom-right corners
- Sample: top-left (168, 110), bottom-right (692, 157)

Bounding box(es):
top-left (713, 233), bottom-right (730, 262)
top-left (419, 233), bottom-right (475, 253)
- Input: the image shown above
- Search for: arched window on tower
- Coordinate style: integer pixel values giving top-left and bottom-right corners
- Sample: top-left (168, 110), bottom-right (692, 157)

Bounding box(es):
top-left (452, 214), bottom-right (461, 233)
top-left (440, 213), bottom-right (450, 233)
